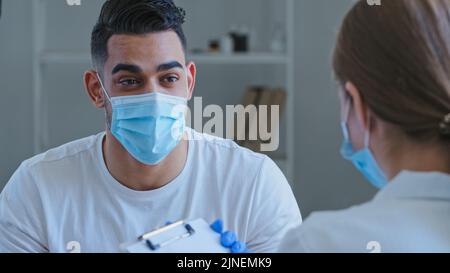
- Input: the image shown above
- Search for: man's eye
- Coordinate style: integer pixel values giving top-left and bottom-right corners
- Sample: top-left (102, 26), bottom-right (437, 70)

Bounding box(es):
top-left (119, 79), bottom-right (140, 86)
top-left (162, 76), bottom-right (179, 83)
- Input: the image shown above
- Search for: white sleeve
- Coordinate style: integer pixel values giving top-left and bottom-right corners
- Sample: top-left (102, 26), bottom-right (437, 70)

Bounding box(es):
top-left (246, 156), bottom-right (302, 253)
top-left (277, 226), bottom-right (312, 253)
top-left (0, 163), bottom-right (48, 253)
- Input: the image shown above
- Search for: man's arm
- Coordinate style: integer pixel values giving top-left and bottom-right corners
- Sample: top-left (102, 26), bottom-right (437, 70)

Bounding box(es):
top-left (277, 226), bottom-right (311, 253)
top-left (0, 163), bottom-right (48, 253)
top-left (245, 156), bottom-right (302, 253)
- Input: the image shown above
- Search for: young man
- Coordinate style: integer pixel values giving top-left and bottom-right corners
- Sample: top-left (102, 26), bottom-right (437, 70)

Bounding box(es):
top-left (0, 0), bottom-right (301, 253)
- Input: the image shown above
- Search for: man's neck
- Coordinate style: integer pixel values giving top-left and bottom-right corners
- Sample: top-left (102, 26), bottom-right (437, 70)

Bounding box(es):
top-left (102, 131), bottom-right (189, 191)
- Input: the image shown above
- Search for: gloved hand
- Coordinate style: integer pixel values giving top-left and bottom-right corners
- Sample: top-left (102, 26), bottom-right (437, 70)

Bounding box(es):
top-left (210, 219), bottom-right (249, 253)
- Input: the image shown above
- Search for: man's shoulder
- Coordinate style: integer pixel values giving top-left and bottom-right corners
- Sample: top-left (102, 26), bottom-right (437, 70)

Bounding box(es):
top-left (187, 129), bottom-right (289, 193)
top-left (188, 128), bottom-right (267, 162)
top-left (21, 132), bottom-right (103, 172)
top-left (2, 133), bottom-right (104, 211)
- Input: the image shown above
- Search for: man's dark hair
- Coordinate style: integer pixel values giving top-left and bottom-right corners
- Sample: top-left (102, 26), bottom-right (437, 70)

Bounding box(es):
top-left (91, 0), bottom-right (187, 74)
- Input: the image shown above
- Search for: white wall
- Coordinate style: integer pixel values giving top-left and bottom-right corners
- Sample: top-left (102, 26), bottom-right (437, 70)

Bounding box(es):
top-left (0, 0), bottom-right (376, 217)
top-left (0, 0), bottom-right (34, 188)
top-left (292, 0), bottom-right (376, 216)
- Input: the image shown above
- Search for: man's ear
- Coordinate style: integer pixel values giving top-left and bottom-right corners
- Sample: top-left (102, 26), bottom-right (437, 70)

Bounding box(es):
top-left (186, 61), bottom-right (196, 100)
top-left (345, 81), bottom-right (370, 131)
top-left (84, 70), bottom-right (106, 108)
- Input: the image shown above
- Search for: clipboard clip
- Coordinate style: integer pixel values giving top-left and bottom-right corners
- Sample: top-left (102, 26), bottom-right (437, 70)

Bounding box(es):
top-left (138, 221), bottom-right (196, 251)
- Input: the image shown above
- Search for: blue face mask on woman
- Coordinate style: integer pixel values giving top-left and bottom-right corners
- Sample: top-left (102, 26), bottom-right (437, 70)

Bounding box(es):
top-left (98, 74), bottom-right (187, 165)
top-left (340, 101), bottom-right (388, 189)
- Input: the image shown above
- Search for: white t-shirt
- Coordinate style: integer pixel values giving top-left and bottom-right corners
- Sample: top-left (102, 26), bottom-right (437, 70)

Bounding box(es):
top-left (0, 129), bottom-right (301, 253)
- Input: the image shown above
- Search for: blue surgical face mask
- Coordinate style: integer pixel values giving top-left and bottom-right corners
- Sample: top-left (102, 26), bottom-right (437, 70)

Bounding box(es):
top-left (98, 74), bottom-right (187, 165)
top-left (340, 101), bottom-right (388, 189)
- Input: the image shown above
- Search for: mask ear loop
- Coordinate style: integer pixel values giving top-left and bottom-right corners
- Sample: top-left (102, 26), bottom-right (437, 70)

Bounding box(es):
top-left (341, 99), bottom-right (352, 142)
top-left (343, 96), bottom-right (371, 148)
top-left (96, 73), bottom-right (112, 103)
top-left (96, 73), bottom-right (113, 130)
top-left (364, 116), bottom-right (371, 148)
top-left (184, 68), bottom-right (191, 101)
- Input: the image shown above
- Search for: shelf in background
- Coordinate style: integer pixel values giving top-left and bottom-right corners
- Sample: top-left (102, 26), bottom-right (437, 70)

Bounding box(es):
top-left (40, 51), bottom-right (289, 65)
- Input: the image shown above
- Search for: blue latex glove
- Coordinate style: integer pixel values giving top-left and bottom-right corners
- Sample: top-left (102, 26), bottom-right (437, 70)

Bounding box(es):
top-left (231, 241), bottom-right (247, 253)
top-left (221, 231), bottom-right (237, 248)
top-left (210, 219), bottom-right (248, 253)
top-left (210, 219), bottom-right (224, 234)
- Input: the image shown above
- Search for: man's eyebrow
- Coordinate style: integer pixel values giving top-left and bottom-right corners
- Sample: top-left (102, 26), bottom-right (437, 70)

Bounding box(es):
top-left (111, 64), bottom-right (143, 75)
top-left (157, 61), bottom-right (183, 72)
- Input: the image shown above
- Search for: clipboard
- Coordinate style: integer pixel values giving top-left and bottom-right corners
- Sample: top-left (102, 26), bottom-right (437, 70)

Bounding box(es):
top-left (120, 219), bottom-right (229, 253)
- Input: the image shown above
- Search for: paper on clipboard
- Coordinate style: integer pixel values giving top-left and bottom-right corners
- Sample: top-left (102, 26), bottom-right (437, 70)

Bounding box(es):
top-left (121, 219), bottom-right (229, 253)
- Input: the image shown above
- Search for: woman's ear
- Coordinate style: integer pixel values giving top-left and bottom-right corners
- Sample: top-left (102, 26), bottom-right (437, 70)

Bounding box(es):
top-left (84, 70), bottom-right (106, 108)
top-left (186, 61), bottom-right (196, 100)
top-left (345, 81), bottom-right (370, 131)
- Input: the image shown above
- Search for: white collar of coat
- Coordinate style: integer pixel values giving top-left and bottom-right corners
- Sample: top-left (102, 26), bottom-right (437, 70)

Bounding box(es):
top-left (373, 171), bottom-right (450, 202)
